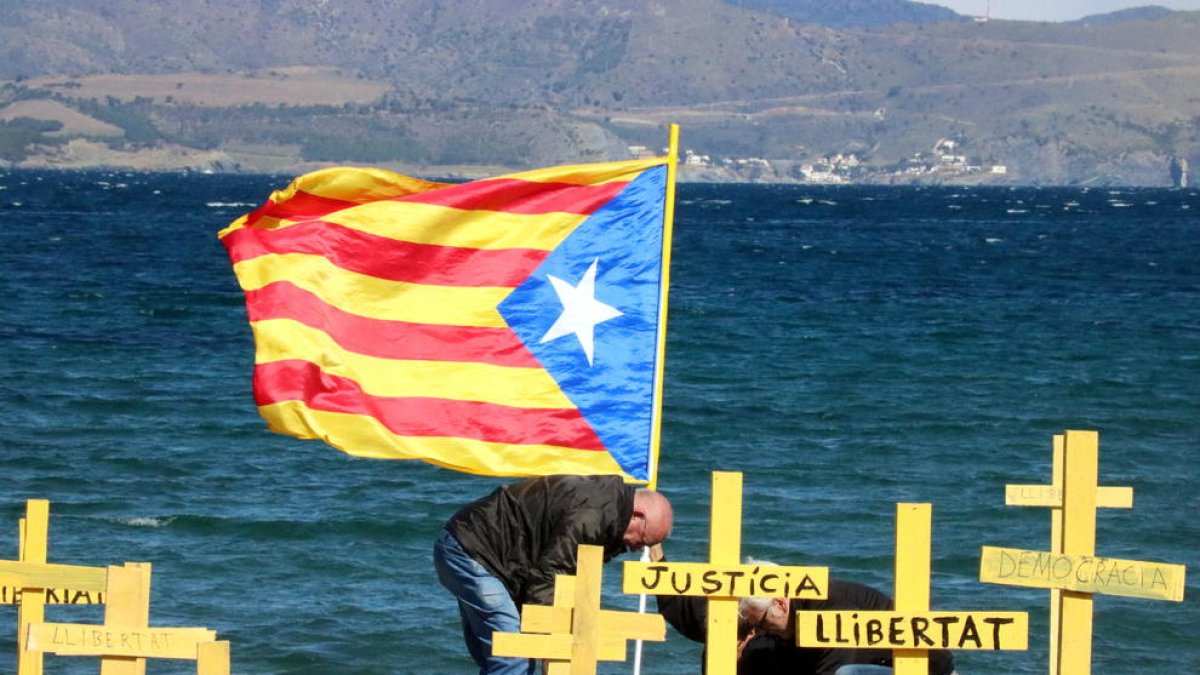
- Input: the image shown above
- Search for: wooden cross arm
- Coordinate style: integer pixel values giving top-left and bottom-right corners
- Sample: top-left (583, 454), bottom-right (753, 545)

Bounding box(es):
top-left (197, 641), bottom-right (231, 675)
top-left (0, 560), bottom-right (108, 593)
top-left (25, 622), bottom-right (217, 659)
top-left (979, 546), bottom-right (1186, 601)
top-left (491, 632), bottom-right (631, 662)
top-left (1004, 485), bottom-right (1133, 508)
top-left (795, 610), bottom-right (1029, 651)
top-left (622, 561), bottom-right (829, 599)
top-left (519, 605), bottom-right (666, 641)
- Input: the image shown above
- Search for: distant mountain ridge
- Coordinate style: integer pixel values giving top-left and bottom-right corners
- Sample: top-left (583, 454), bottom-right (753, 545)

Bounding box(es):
top-left (2, 0), bottom-right (1198, 185)
top-left (725, 0), bottom-right (964, 27)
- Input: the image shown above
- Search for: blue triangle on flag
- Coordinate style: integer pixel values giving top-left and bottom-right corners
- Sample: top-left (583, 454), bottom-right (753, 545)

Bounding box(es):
top-left (498, 166), bottom-right (667, 482)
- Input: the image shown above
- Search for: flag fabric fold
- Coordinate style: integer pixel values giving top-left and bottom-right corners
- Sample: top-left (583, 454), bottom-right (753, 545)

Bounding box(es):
top-left (220, 157), bottom-right (672, 483)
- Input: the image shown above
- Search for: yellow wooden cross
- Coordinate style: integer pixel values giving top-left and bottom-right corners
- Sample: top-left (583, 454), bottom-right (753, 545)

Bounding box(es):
top-left (4, 497), bottom-right (109, 607)
top-left (18, 498), bottom-right (50, 675)
top-left (1003, 432), bottom-right (1132, 673)
top-left (622, 471), bottom-right (829, 675)
top-left (980, 430), bottom-right (1187, 675)
top-left (798, 503), bottom-right (1028, 675)
top-left (24, 562), bottom-right (227, 674)
top-left (492, 544), bottom-right (666, 675)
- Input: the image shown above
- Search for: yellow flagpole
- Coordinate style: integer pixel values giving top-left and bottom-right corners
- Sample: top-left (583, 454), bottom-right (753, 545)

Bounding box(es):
top-left (635, 124), bottom-right (679, 675)
top-left (646, 123), bottom-right (679, 492)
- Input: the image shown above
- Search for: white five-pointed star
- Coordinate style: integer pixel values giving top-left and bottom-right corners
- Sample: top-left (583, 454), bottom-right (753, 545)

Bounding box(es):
top-left (540, 258), bottom-right (623, 365)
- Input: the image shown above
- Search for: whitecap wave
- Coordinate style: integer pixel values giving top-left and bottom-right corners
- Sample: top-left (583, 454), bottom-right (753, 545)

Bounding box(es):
top-left (119, 516), bottom-right (176, 528)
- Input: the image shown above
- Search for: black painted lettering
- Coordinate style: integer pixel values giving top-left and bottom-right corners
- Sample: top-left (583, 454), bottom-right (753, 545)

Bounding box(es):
top-left (641, 565), bottom-right (667, 590)
top-left (958, 616), bottom-right (982, 649)
top-left (701, 570), bottom-right (721, 594)
top-left (911, 617), bottom-right (933, 647)
top-left (983, 617), bottom-right (1014, 650)
top-left (759, 573), bottom-right (779, 595)
top-left (865, 619), bottom-right (884, 646)
top-left (815, 614), bottom-right (831, 643)
top-left (723, 571), bottom-right (745, 596)
top-left (794, 574), bottom-right (821, 597)
top-left (932, 616), bottom-right (959, 648)
top-left (669, 571), bottom-right (693, 595)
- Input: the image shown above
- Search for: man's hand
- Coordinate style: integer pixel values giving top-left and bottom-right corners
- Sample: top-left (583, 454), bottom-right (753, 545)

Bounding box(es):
top-left (647, 543), bottom-right (665, 562)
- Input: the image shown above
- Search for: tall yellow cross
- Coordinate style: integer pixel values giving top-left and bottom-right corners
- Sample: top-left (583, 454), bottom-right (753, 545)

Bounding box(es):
top-left (797, 503), bottom-right (1028, 675)
top-left (622, 471), bottom-right (829, 675)
top-left (980, 430), bottom-right (1187, 675)
top-left (1003, 432), bottom-right (1132, 673)
top-left (491, 544), bottom-right (666, 675)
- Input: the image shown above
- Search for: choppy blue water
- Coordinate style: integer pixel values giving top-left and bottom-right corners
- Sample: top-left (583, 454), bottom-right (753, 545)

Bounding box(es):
top-left (1, 170), bottom-right (1196, 674)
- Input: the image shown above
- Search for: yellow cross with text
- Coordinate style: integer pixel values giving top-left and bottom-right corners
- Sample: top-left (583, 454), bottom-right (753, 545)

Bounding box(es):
top-left (623, 471), bottom-right (829, 675)
top-left (980, 430), bottom-right (1186, 675)
top-left (797, 503), bottom-right (1028, 675)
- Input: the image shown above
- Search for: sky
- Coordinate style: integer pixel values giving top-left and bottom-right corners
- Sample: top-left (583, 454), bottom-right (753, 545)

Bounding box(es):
top-left (926, 0), bottom-right (1200, 22)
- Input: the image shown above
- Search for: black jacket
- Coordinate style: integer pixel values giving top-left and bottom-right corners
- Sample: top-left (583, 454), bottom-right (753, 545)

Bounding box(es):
top-left (658, 579), bottom-right (956, 675)
top-left (446, 475), bottom-right (635, 606)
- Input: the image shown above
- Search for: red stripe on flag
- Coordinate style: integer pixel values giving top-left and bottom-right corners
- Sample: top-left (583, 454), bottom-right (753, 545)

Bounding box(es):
top-left (399, 178), bottom-right (629, 215)
top-left (243, 190), bottom-right (358, 229)
top-left (245, 283), bottom-right (540, 367)
top-left (222, 221), bottom-right (548, 287)
top-left (255, 360), bottom-right (606, 451)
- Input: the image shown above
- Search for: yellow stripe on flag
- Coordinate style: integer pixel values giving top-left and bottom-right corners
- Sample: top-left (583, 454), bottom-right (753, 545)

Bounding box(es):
top-left (503, 157), bottom-right (666, 185)
top-left (321, 201), bottom-right (585, 251)
top-left (232, 254), bottom-right (510, 326)
top-left (252, 319), bottom-right (572, 408)
top-left (270, 165), bottom-right (449, 202)
top-left (261, 402), bottom-right (627, 475)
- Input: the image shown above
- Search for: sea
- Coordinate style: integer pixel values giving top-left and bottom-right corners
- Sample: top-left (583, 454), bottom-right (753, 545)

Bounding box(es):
top-left (0, 169), bottom-right (1196, 674)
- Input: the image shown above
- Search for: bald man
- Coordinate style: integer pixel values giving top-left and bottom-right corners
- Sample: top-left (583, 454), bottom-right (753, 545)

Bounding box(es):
top-left (434, 475), bottom-right (672, 675)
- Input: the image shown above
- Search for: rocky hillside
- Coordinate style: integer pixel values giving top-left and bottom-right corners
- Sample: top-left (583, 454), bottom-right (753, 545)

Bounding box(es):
top-left (1, 0), bottom-right (1198, 184)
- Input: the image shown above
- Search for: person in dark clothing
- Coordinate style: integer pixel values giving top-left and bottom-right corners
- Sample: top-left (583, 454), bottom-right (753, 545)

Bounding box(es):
top-left (434, 475), bottom-right (672, 675)
top-left (652, 548), bottom-right (955, 675)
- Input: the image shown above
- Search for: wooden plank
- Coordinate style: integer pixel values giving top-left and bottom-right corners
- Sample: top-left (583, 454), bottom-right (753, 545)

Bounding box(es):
top-left (795, 611), bottom-right (1028, 650)
top-left (101, 563), bottom-right (152, 675)
top-left (622, 561), bottom-right (827, 599)
top-left (1004, 485), bottom-right (1132, 509)
top-left (569, 545), bottom-right (603, 675)
top-left (706, 471), bottom-right (742, 675)
top-left (0, 585), bottom-right (106, 605)
top-left (197, 641), bottom-right (231, 675)
top-left (26, 623), bottom-right (217, 659)
top-left (893, 503), bottom-right (932, 675)
top-left (491, 633), bottom-right (626, 662)
top-left (1049, 434), bottom-right (1064, 675)
top-left (520, 605), bottom-right (665, 640)
top-left (18, 499), bottom-right (50, 675)
top-left (552, 574), bottom-right (575, 607)
top-left (979, 547), bottom-right (1185, 601)
top-left (0, 561), bottom-right (109, 593)
top-left (1059, 430), bottom-right (1099, 675)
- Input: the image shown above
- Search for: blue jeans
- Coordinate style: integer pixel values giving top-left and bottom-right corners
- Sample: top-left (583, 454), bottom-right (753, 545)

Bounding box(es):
top-left (433, 529), bottom-right (535, 675)
top-left (834, 667), bottom-right (893, 675)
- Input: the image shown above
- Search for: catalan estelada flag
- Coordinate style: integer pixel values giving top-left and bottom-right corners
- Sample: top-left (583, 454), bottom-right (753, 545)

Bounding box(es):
top-left (219, 152), bottom-right (675, 484)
